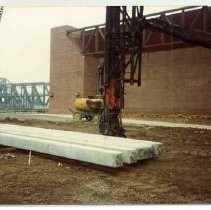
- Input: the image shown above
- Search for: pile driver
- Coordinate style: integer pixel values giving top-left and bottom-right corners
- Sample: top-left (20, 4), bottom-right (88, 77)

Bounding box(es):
top-left (98, 6), bottom-right (211, 137)
top-left (70, 6), bottom-right (211, 137)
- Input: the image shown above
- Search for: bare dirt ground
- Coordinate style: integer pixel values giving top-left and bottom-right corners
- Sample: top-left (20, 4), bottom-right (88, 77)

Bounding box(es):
top-left (0, 118), bottom-right (211, 204)
top-left (122, 112), bottom-right (211, 125)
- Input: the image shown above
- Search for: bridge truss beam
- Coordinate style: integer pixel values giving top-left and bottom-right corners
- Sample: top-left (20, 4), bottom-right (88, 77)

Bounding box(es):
top-left (0, 78), bottom-right (50, 112)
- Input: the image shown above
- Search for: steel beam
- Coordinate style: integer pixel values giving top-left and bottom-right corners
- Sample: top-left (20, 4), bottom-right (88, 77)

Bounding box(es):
top-left (66, 6), bottom-right (211, 55)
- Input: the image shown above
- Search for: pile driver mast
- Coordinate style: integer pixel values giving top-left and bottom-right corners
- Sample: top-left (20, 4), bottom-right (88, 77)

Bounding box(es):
top-left (99, 6), bottom-right (211, 137)
top-left (99, 6), bottom-right (144, 137)
top-left (66, 6), bottom-right (211, 137)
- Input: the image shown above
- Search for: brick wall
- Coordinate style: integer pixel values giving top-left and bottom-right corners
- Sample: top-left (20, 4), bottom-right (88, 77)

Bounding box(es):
top-left (49, 25), bottom-right (211, 115)
top-left (49, 26), bottom-right (84, 114)
top-left (124, 47), bottom-right (211, 114)
top-left (83, 56), bottom-right (99, 97)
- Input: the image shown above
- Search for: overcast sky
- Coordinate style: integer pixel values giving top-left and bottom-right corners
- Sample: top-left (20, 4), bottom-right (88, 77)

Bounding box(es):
top-left (0, 5), bottom-right (206, 83)
top-left (0, 7), bottom-right (106, 83)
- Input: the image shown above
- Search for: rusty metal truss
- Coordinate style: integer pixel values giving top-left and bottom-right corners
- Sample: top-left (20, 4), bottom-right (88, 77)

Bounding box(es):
top-left (67, 6), bottom-right (211, 56)
top-left (0, 78), bottom-right (49, 112)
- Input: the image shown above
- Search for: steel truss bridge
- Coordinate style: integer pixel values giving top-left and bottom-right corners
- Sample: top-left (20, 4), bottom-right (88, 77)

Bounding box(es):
top-left (0, 78), bottom-right (50, 112)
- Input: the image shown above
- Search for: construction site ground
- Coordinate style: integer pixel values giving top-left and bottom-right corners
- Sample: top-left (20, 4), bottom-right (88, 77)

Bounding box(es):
top-left (0, 114), bottom-right (211, 204)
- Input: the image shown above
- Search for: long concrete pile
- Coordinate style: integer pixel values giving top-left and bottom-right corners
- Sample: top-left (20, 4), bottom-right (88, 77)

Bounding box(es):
top-left (0, 124), bottom-right (163, 168)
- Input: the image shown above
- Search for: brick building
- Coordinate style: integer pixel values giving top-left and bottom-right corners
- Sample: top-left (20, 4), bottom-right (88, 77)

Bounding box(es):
top-left (49, 7), bottom-right (211, 115)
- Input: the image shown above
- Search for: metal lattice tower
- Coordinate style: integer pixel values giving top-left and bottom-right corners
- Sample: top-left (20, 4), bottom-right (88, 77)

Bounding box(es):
top-left (0, 78), bottom-right (50, 112)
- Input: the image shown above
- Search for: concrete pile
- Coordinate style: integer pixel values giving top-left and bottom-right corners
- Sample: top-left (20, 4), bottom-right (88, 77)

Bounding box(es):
top-left (0, 124), bottom-right (163, 168)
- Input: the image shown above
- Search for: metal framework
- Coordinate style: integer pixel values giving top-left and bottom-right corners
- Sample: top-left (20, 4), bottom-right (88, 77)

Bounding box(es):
top-left (0, 78), bottom-right (49, 112)
top-left (67, 6), bottom-right (211, 137)
top-left (98, 6), bottom-right (145, 136)
top-left (67, 6), bottom-right (211, 55)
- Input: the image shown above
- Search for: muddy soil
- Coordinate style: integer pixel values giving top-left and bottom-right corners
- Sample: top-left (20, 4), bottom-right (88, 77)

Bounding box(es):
top-left (0, 118), bottom-right (210, 204)
top-left (122, 113), bottom-right (211, 125)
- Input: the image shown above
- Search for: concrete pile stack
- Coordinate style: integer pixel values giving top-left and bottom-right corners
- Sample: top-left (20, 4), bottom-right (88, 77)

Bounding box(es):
top-left (0, 124), bottom-right (163, 168)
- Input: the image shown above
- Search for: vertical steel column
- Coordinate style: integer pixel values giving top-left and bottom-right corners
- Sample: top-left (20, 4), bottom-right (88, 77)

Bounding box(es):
top-left (99, 6), bottom-right (126, 137)
top-left (99, 6), bottom-right (144, 137)
top-left (137, 6), bottom-right (144, 86)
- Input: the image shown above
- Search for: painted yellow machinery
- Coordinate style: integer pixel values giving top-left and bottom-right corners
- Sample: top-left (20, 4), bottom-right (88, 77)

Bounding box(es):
top-left (73, 97), bottom-right (104, 121)
top-left (74, 98), bottom-right (103, 111)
